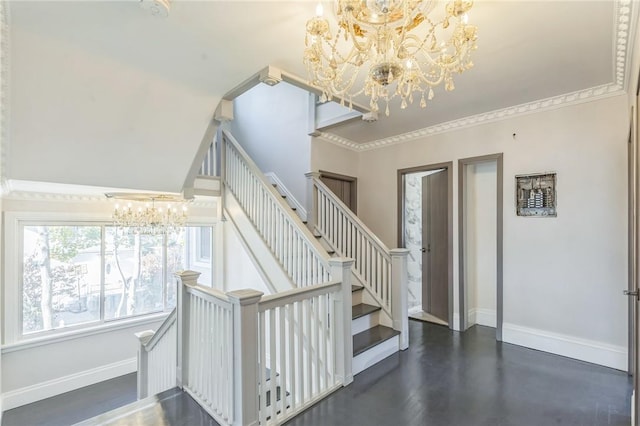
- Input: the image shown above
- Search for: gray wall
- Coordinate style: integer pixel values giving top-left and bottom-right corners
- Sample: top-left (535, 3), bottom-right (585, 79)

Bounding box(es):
top-left (231, 82), bottom-right (311, 209)
top-left (312, 94), bottom-right (629, 369)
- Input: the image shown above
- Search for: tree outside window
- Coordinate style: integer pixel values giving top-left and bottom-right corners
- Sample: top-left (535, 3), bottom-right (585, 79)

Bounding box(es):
top-left (22, 224), bottom-right (213, 337)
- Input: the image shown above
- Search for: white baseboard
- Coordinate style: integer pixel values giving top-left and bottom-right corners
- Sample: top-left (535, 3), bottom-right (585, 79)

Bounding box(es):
top-left (264, 172), bottom-right (308, 221)
top-left (2, 357), bottom-right (137, 411)
top-left (468, 308), bottom-right (496, 328)
top-left (452, 313), bottom-right (461, 331)
top-left (502, 323), bottom-right (627, 370)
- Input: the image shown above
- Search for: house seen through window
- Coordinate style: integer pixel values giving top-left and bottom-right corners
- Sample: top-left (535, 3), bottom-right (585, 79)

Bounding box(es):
top-left (22, 224), bottom-right (213, 336)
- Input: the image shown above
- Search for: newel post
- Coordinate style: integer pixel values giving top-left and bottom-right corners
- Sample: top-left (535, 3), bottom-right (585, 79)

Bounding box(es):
top-left (305, 171), bottom-right (321, 230)
top-left (175, 270), bottom-right (201, 389)
top-left (134, 330), bottom-right (154, 399)
top-left (227, 289), bottom-right (263, 426)
top-left (329, 257), bottom-right (354, 386)
top-left (220, 128), bottom-right (227, 211)
top-left (390, 249), bottom-right (410, 350)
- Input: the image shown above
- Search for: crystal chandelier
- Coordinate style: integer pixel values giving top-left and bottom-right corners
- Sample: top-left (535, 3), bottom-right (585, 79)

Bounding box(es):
top-left (109, 194), bottom-right (188, 235)
top-left (304, 0), bottom-right (478, 116)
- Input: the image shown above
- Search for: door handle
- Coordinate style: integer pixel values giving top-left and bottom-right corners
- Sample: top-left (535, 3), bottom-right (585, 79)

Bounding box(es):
top-left (624, 289), bottom-right (639, 300)
top-left (420, 245), bottom-right (431, 253)
top-left (420, 248), bottom-right (426, 253)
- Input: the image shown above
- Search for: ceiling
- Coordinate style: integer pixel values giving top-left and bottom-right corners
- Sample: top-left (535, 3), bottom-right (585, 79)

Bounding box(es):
top-left (5, 0), bottom-right (636, 192)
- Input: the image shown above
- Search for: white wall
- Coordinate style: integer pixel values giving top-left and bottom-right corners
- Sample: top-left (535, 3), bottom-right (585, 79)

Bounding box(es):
top-left (9, 3), bottom-right (218, 193)
top-left (230, 82), bottom-right (311, 209)
top-left (464, 161), bottom-right (497, 328)
top-left (1, 320), bottom-right (162, 410)
top-left (311, 137), bottom-right (360, 178)
top-left (0, 193), bottom-right (218, 409)
top-left (222, 221), bottom-right (270, 296)
top-left (314, 94), bottom-right (629, 369)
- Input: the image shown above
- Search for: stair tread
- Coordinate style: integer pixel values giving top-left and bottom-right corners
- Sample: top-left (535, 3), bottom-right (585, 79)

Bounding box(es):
top-left (352, 303), bottom-right (381, 320)
top-left (351, 285), bottom-right (364, 293)
top-left (353, 325), bottom-right (400, 357)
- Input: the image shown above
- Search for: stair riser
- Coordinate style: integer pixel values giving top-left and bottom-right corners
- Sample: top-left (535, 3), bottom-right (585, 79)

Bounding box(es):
top-left (352, 311), bottom-right (380, 335)
top-left (352, 335), bottom-right (400, 376)
top-left (351, 290), bottom-right (364, 306)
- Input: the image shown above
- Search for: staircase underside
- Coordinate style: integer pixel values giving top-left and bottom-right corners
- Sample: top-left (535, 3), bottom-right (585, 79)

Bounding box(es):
top-left (75, 388), bottom-right (218, 426)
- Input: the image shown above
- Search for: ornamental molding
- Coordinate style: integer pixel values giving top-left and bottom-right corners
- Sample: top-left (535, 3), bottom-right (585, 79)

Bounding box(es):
top-left (2, 190), bottom-right (218, 209)
top-left (318, 0), bottom-right (636, 152)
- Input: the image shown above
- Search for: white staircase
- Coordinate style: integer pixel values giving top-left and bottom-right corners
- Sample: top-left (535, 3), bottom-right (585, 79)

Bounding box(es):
top-left (135, 129), bottom-right (409, 425)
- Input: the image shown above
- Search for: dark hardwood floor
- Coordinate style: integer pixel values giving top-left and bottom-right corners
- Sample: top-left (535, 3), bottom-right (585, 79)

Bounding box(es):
top-left (287, 320), bottom-right (632, 426)
top-left (2, 321), bottom-right (631, 426)
top-left (2, 372), bottom-right (138, 426)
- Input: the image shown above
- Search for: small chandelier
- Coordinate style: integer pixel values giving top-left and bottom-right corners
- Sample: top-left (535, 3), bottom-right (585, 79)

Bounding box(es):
top-left (108, 194), bottom-right (188, 236)
top-left (304, 0), bottom-right (478, 116)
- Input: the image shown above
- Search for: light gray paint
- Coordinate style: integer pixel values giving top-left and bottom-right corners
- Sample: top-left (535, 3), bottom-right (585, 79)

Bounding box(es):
top-left (230, 82), bottom-right (311, 208)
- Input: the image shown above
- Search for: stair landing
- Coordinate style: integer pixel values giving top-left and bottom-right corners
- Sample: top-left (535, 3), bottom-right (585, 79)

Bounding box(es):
top-left (74, 388), bottom-right (218, 426)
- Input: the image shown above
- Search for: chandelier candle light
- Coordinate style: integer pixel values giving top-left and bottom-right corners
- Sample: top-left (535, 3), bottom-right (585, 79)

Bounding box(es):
top-left (111, 194), bottom-right (188, 235)
top-left (304, 0), bottom-right (477, 116)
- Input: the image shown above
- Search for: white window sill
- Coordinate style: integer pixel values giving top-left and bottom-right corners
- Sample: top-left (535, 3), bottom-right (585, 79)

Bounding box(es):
top-left (2, 312), bottom-right (170, 354)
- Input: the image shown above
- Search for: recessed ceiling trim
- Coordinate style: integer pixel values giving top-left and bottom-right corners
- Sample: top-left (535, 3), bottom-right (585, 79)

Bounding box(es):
top-left (318, 0), bottom-right (636, 152)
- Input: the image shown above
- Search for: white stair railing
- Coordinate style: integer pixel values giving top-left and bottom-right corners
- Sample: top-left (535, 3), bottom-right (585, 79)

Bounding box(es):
top-left (168, 262), bottom-right (353, 426)
top-left (175, 271), bottom-right (236, 425)
top-left (308, 174), bottom-right (409, 349)
top-left (257, 258), bottom-right (353, 425)
top-left (185, 285), bottom-right (235, 423)
top-left (222, 130), bottom-right (332, 288)
top-left (135, 309), bottom-right (178, 399)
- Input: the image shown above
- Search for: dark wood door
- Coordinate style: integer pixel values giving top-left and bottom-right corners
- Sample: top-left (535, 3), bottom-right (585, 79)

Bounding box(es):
top-left (422, 170), bottom-right (448, 322)
top-left (320, 172), bottom-right (357, 213)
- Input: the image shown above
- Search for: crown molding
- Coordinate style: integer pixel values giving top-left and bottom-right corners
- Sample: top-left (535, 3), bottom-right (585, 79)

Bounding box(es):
top-left (318, 0), bottom-right (636, 152)
top-left (1, 179), bottom-right (218, 209)
top-left (2, 189), bottom-right (218, 209)
top-left (356, 84), bottom-right (625, 151)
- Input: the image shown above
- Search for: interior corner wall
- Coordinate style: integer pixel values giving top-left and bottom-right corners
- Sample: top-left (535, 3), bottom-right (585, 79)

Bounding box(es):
top-left (230, 82), bottom-right (311, 209)
top-left (222, 221), bottom-right (270, 296)
top-left (354, 94), bottom-right (629, 369)
top-left (310, 138), bottom-right (360, 178)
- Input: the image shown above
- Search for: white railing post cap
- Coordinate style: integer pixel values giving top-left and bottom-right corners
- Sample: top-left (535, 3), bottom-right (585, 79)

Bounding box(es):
top-left (174, 270), bottom-right (202, 280)
top-left (328, 257), bottom-right (355, 268)
top-left (389, 248), bottom-right (410, 256)
top-left (304, 171), bottom-right (321, 179)
top-left (134, 330), bottom-right (155, 346)
top-left (227, 289), bottom-right (264, 305)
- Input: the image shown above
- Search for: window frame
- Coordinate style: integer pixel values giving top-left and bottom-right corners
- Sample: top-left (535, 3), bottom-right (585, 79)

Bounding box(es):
top-left (3, 211), bottom-right (216, 347)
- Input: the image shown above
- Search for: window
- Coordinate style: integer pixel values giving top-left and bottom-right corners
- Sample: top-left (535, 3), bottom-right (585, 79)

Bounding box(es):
top-left (19, 223), bottom-right (214, 339)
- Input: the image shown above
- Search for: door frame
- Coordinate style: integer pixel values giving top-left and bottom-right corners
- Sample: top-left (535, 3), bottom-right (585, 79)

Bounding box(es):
top-left (397, 162), bottom-right (454, 328)
top-left (319, 170), bottom-right (358, 214)
top-left (458, 153), bottom-right (504, 341)
top-left (629, 104), bottom-right (637, 377)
